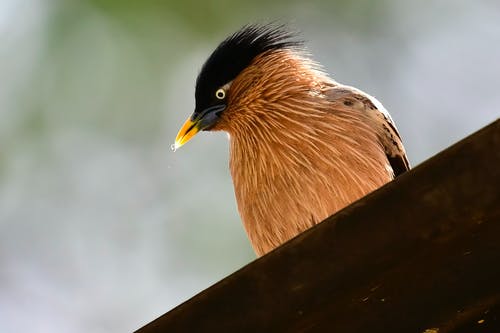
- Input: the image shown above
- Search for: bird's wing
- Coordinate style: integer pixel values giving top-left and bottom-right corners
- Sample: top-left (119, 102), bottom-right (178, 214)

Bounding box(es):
top-left (324, 85), bottom-right (410, 177)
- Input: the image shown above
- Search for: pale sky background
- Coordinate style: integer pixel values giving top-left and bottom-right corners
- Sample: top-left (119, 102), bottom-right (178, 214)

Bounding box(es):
top-left (1, 0), bottom-right (499, 332)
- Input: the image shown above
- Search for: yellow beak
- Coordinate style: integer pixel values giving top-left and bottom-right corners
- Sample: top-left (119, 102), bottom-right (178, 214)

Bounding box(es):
top-left (173, 104), bottom-right (226, 150)
top-left (174, 117), bottom-right (200, 151)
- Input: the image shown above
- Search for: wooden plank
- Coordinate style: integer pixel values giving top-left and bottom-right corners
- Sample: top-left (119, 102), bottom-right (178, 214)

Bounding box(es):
top-left (136, 119), bottom-right (500, 333)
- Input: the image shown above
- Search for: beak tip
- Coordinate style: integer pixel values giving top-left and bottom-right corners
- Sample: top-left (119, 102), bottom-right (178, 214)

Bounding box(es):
top-left (171, 141), bottom-right (182, 152)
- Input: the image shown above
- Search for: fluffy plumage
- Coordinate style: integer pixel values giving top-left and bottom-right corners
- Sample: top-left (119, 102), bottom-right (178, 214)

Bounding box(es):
top-left (176, 24), bottom-right (410, 256)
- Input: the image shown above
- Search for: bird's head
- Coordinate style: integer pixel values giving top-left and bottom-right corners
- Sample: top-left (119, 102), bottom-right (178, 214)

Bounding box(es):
top-left (174, 24), bottom-right (309, 150)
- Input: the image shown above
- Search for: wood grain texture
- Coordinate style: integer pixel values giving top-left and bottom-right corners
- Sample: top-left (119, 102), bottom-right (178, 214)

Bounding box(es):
top-left (136, 119), bottom-right (500, 333)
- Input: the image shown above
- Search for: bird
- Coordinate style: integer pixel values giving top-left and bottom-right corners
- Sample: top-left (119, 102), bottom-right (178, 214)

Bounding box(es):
top-left (174, 24), bottom-right (410, 256)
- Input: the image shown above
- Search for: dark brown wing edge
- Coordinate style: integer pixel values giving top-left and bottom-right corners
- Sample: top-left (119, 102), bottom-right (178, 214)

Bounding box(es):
top-left (388, 153), bottom-right (411, 177)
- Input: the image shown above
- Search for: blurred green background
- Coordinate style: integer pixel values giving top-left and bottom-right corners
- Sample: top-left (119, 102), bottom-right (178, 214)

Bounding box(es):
top-left (1, 0), bottom-right (499, 331)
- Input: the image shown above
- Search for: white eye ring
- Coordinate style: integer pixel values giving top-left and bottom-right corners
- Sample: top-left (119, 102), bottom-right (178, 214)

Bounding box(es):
top-left (215, 88), bottom-right (226, 100)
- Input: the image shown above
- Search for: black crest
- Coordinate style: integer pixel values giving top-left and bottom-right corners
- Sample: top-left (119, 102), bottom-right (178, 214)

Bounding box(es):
top-left (194, 24), bottom-right (303, 112)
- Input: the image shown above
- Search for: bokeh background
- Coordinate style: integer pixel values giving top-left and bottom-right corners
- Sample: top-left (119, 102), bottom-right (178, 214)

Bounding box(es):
top-left (1, 0), bottom-right (499, 331)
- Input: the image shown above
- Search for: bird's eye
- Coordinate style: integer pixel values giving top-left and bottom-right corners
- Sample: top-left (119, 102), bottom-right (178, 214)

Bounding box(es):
top-left (215, 88), bottom-right (226, 100)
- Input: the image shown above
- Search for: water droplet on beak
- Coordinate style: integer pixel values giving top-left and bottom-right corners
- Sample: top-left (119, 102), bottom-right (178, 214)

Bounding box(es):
top-left (170, 143), bottom-right (177, 152)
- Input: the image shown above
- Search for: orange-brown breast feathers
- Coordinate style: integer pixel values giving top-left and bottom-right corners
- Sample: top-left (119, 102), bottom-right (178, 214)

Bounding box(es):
top-left (219, 50), bottom-right (398, 256)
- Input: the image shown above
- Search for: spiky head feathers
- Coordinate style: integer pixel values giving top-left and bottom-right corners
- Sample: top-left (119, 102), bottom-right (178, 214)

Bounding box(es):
top-left (194, 24), bottom-right (303, 113)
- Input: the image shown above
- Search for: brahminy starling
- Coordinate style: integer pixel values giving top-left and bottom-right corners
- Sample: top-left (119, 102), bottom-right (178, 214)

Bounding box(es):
top-left (174, 24), bottom-right (410, 256)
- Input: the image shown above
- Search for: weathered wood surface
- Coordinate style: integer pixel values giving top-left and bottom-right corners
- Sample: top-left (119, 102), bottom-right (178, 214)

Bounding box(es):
top-left (136, 119), bottom-right (500, 333)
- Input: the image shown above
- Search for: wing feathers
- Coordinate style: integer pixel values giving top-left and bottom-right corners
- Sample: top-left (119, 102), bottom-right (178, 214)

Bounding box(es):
top-left (325, 85), bottom-right (410, 177)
